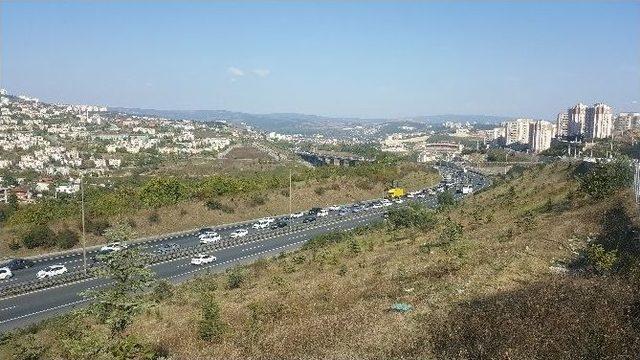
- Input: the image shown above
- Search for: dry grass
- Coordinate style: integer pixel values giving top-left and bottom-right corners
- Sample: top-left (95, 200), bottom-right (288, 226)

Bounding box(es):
top-left (3, 162), bottom-right (638, 359)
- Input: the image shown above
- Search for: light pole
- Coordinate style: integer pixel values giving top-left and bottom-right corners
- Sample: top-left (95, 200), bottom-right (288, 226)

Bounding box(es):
top-left (288, 169), bottom-right (292, 226)
top-left (81, 174), bottom-right (87, 273)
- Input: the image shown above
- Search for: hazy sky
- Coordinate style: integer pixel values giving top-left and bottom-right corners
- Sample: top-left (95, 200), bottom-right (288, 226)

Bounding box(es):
top-left (2, 1), bottom-right (639, 119)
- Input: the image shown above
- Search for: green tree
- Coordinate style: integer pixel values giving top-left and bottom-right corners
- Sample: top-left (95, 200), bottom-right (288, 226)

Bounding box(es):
top-left (102, 222), bottom-right (137, 243)
top-left (437, 191), bottom-right (456, 210)
top-left (578, 157), bottom-right (633, 199)
top-left (387, 203), bottom-right (437, 231)
top-left (56, 228), bottom-right (80, 249)
top-left (22, 225), bottom-right (56, 248)
top-left (86, 224), bottom-right (154, 335)
top-left (139, 177), bottom-right (187, 208)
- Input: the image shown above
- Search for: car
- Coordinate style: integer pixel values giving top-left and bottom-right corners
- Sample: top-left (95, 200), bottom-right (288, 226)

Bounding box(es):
top-left (381, 200), bottom-right (393, 207)
top-left (252, 222), bottom-right (268, 229)
top-left (407, 192), bottom-right (416, 198)
top-left (351, 206), bottom-right (362, 213)
top-left (303, 215), bottom-right (317, 223)
top-left (290, 212), bottom-right (304, 219)
top-left (394, 198), bottom-right (405, 204)
top-left (308, 207), bottom-right (322, 215)
top-left (199, 227), bottom-right (215, 235)
top-left (199, 232), bottom-right (222, 244)
top-left (2, 258), bottom-right (35, 271)
top-left (270, 220), bottom-right (288, 229)
top-left (338, 209), bottom-right (350, 216)
top-left (372, 202), bottom-right (383, 209)
top-left (328, 205), bottom-right (341, 211)
top-left (0, 267), bottom-right (13, 280)
top-left (417, 193), bottom-right (427, 198)
top-left (317, 209), bottom-right (329, 217)
top-left (190, 254), bottom-right (217, 265)
top-left (230, 229), bottom-right (249, 238)
top-left (100, 242), bottom-right (128, 252)
top-left (156, 243), bottom-right (180, 253)
top-left (36, 265), bottom-right (68, 279)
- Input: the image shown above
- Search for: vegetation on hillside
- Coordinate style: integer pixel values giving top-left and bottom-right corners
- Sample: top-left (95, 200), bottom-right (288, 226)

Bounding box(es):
top-left (2, 160), bottom-right (638, 359)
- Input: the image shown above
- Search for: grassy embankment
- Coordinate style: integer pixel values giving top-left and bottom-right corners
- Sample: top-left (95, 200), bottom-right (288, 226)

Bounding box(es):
top-left (2, 161), bottom-right (638, 359)
top-left (0, 165), bottom-right (439, 258)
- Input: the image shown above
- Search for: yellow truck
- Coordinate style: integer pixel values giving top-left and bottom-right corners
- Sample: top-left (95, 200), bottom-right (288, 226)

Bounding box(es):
top-left (386, 188), bottom-right (405, 199)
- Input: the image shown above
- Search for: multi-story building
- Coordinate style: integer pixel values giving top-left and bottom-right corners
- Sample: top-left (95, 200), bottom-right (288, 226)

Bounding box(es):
top-left (568, 103), bottom-right (588, 137)
top-left (585, 103), bottom-right (613, 139)
top-left (615, 112), bottom-right (640, 130)
top-left (505, 119), bottom-right (532, 145)
top-left (556, 113), bottom-right (569, 137)
top-left (529, 120), bottom-right (555, 153)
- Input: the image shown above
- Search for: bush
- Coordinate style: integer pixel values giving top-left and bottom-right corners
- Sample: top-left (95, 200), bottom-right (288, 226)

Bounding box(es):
top-left (8, 240), bottom-right (21, 251)
top-left (148, 211), bottom-right (160, 224)
top-left (437, 192), bottom-right (456, 210)
top-left (584, 243), bottom-right (618, 274)
top-left (387, 203), bottom-right (437, 231)
top-left (438, 218), bottom-right (464, 244)
top-left (205, 198), bottom-right (235, 213)
top-left (56, 229), bottom-right (80, 249)
top-left (314, 187), bottom-right (326, 196)
top-left (22, 225), bottom-right (56, 249)
top-left (85, 218), bottom-right (110, 236)
top-left (227, 268), bottom-right (246, 289)
top-left (578, 157), bottom-right (633, 199)
top-left (151, 280), bottom-right (174, 302)
top-left (248, 193), bottom-right (267, 207)
top-left (199, 295), bottom-right (225, 341)
top-left (303, 231), bottom-right (353, 251)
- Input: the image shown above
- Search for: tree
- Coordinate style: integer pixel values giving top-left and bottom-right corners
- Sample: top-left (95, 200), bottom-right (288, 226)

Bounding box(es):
top-left (437, 191), bottom-right (456, 210)
top-left (139, 177), bottom-right (187, 208)
top-left (387, 203), bottom-right (438, 231)
top-left (56, 228), bottom-right (80, 249)
top-left (578, 157), bottom-right (633, 199)
top-left (86, 224), bottom-right (154, 335)
top-left (22, 225), bottom-right (56, 248)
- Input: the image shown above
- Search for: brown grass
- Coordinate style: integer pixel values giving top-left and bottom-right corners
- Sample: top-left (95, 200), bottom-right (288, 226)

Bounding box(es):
top-left (2, 162), bottom-right (638, 359)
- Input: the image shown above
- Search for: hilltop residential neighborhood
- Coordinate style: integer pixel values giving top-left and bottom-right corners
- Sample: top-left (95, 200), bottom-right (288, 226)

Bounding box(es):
top-left (0, 90), bottom-right (235, 201)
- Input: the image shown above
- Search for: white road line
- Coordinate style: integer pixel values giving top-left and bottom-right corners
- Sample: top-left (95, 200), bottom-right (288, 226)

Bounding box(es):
top-left (0, 298), bottom-right (89, 325)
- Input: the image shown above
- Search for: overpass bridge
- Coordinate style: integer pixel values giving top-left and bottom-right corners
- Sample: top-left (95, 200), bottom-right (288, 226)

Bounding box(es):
top-left (294, 150), bottom-right (375, 167)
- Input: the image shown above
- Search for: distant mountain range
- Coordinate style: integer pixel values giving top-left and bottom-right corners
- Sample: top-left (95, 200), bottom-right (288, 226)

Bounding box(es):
top-left (110, 107), bottom-right (511, 134)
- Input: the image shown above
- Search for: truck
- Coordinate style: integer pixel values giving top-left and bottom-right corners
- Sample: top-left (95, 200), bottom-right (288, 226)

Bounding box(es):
top-left (386, 187), bottom-right (405, 199)
top-left (462, 186), bottom-right (473, 195)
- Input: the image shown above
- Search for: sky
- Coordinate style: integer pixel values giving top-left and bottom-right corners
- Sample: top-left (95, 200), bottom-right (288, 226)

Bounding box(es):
top-left (1, 1), bottom-right (639, 119)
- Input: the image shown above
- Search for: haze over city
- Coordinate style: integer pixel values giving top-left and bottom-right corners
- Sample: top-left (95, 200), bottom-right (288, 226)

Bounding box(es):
top-left (2, 1), bottom-right (639, 118)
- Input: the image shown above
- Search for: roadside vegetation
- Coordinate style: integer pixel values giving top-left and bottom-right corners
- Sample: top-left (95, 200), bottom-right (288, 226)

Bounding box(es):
top-left (1, 159), bottom-right (637, 359)
top-left (0, 163), bottom-right (439, 256)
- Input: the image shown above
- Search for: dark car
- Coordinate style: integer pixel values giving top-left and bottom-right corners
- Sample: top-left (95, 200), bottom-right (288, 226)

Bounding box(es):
top-left (302, 215), bottom-right (317, 223)
top-left (338, 209), bottom-right (350, 216)
top-left (199, 227), bottom-right (215, 235)
top-left (307, 207), bottom-right (322, 216)
top-left (156, 243), bottom-right (180, 254)
top-left (3, 258), bottom-right (35, 271)
top-left (270, 221), bottom-right (288, 229)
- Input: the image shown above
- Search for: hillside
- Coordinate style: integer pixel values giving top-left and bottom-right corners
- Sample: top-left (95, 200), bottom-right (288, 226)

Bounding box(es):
top-left (2, 162), bottom-right (638, 359)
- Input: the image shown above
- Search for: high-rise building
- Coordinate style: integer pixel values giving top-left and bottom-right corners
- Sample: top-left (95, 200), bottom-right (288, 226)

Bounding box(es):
top-left (529, 120), bottom-right (554, 153)
top-left (505, 119), bottom-right (533, 145)
top-left (568, 103), bottom-right (588, 137)
top-left (556, 113), bottom-right (569, 137)
top-left (585, 103), bottom-right (613, 139)
top-left (615, 112), bottom-right (640, 131)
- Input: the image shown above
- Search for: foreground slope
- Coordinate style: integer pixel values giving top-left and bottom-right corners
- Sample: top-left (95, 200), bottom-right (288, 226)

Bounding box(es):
top-left (2, 162), bottom-right (639, 359)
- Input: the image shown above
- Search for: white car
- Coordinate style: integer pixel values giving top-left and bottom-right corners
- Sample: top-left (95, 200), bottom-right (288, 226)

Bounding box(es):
top-left (290, 212), bottom-right (304, 219)
top-left (328, 205), bottom-right (341, 211)
top-left (230, 229), bottom-right (249, 238)
top-left (100, 242), bottom-right (128, 252)
top-left (394, 198), bottom-right (405, 204)
top-left (372, 203), bottom-right (384, 209)
top-left (407, 193), bottom-right (416, 198)
top-left (199, 232), bottom-right (221, 244)
top-left (36, 265), bottom-right (68, 279)
top-left (252, 222), bottom-right (269, 229)
top-left (317, 209), bottom-right (329, 217)
top-left (190, 254), bottom-right (217, 265)
top-left (381, 200), bottom-right (393, 207)
top-left (417, 193), bottom-right (427, 198)
top-left (0, 267), bottom-right (12, 280)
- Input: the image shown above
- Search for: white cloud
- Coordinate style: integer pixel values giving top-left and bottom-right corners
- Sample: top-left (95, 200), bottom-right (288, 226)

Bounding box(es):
top-left (252, 69), bottom-right (271, 77)
top-left (228, 67), bottom-right (245, 76)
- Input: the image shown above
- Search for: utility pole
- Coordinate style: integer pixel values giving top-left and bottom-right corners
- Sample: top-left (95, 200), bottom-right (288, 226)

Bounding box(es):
top-left (289, 169), bottom-right (292, 226)
top-left (81, 175), bottom-right (87, 273)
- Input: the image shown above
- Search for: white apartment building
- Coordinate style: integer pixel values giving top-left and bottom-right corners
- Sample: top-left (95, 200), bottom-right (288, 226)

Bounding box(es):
top-left (585, 103), bottom-right (613, 139)
top-left (616, 112), bottom-right (640, 130)
top-left (568, 103), bottom-right (588, 137)
top-left (556, 113), bottom-right (569, 137)
top-left (505, 119), bottom-right (533, 145)
top-left (528, 120), bottom-right (555, 153)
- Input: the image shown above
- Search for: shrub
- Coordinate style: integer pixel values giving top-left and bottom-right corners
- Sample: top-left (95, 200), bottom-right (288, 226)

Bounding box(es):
top-left (303, 231), bottom-right (353, 251)
top-left (585, 243), bottom-right (618, 274)
top-left (198, 295), bottom-right (225, 341)
top-left (148, 211), bottom-right (160, 224)
top-left (151, 280), bottom-right (174, 302)
top-left (22, 225), bottom-right (56, 249)
top-left (314, 187), bottom-right (326, 196)
top-left (227, 268), bottom-right (246, 289)
top-left (56, 229), bottom-right (80, 249)
top-left (437, 192), bottom-right (456, 210)
top-left (578, 156), bottom-right (633, 199)
top-left (8, 240), bottom-right (21, 251)
top-left (248, 193), bottom-right (267, 207)
top-left (85, 218), bottom-right (110, 236)
top-left (438, 218), bottom-right (464, 244)
top-left (387, 203), bottom-right (437, 231)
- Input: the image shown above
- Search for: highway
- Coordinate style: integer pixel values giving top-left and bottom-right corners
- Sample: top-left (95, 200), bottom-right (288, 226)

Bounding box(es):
top-left (0, 165), bottom-right (489, 333)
